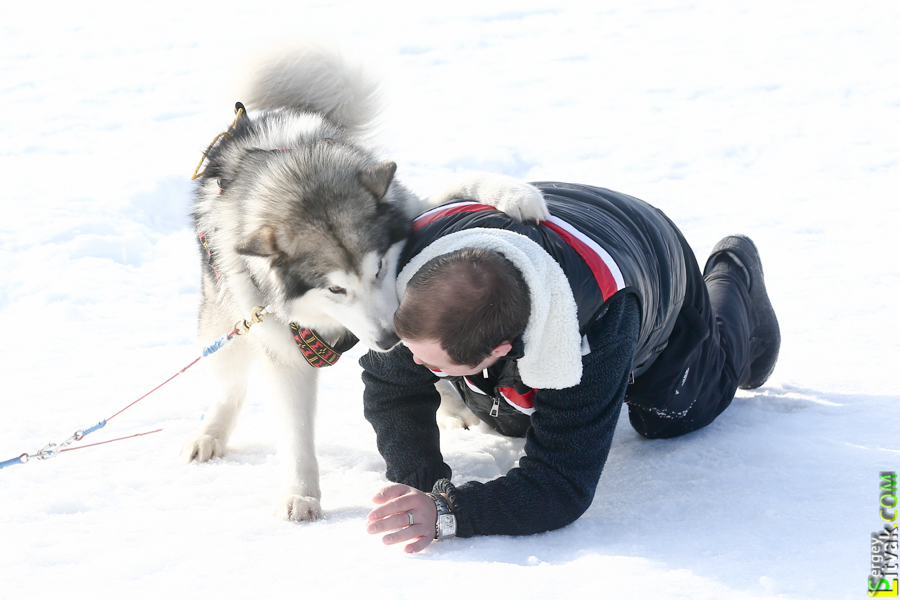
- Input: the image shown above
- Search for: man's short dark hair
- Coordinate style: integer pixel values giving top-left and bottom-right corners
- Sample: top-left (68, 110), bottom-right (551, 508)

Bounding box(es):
top-left (394, 247), bottom-right (531, 367)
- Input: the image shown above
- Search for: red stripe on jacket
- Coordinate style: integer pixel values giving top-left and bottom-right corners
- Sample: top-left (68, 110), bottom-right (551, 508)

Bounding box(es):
top-left (413, 202), bottom-right (623, 302)
top-left (498, 386), bottom-right (536, 414)
top-left (541, 219), bottom-right (620, 301)
top-left (412, 203), bottom-right (494, 231)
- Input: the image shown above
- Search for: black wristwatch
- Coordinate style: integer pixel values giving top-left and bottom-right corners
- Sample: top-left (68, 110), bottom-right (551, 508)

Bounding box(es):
top-left (427, 492), bottom-right (457, 541)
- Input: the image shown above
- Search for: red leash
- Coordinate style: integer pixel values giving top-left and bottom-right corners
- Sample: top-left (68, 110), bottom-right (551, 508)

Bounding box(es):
top-left (0, 307), bottom-right (268, 470)
top-left (61, 430), bottom-right (164, 453)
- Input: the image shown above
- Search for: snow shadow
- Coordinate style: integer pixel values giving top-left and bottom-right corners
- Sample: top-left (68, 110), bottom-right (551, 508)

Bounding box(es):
top-left (417, 384), bottom-right (894, 597)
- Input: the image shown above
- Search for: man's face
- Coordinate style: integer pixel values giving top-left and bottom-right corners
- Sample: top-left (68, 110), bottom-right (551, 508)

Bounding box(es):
top-left (403, 339), bottom-right (508, 377)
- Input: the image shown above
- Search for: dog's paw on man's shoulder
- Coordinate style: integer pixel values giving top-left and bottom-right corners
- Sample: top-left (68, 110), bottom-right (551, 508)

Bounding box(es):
top-left (424, 172), bottom-right (550, 223)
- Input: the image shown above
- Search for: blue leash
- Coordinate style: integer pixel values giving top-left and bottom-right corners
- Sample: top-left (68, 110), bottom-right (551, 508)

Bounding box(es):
top-left (1, 306), bottom-right (268, 470)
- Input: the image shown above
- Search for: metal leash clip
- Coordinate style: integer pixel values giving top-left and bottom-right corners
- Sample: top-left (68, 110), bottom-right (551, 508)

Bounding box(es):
top-left (234, 306), bottom-right (269, 336)
top-left (36, 430), bottom-right (84, 461)
top-left (1, 305), bottom-right (275, 472)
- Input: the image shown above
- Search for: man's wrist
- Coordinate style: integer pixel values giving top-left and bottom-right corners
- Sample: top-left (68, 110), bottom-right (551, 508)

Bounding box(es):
top-left (426, 492), bottom-right (457, 541)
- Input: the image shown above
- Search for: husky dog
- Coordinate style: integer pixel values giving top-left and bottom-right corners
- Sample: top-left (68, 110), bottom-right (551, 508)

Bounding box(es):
top-left (182, 44), bottom-right (548, 521)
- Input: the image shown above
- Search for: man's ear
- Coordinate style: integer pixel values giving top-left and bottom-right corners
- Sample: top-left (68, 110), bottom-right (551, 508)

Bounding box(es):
top-left (491, 342), bottom-right (513, 360)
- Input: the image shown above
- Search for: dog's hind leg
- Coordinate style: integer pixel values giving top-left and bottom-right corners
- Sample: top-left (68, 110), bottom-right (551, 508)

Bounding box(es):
top-left (181, 298), bottom-right (254, 463)
top-left (263, 355), bottom-right (322, 521)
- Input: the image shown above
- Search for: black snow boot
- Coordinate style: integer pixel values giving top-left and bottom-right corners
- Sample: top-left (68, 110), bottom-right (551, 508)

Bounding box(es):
top-left (703, 235), bottom-right (781, 389)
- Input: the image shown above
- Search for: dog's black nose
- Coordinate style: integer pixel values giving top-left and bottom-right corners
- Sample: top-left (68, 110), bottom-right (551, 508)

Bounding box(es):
top-left (376, 332), bottom-right (400, 351)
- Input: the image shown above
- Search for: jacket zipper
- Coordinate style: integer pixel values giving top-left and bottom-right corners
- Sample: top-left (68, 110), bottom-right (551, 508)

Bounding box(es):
top-left (490, 397), bottom-right (500, 417)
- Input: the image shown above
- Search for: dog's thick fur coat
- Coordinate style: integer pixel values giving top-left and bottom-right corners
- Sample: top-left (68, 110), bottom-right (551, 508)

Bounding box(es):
top-left (183, 44), bottom-right (548, 520)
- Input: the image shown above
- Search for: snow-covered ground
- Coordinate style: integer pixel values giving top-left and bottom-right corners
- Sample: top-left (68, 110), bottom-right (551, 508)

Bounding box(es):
top-left (1, 1), bottom-right (898, 598)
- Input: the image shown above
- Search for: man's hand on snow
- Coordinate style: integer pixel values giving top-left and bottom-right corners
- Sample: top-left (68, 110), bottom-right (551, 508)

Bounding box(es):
top-left (366, 484), bottom-right (437, 553)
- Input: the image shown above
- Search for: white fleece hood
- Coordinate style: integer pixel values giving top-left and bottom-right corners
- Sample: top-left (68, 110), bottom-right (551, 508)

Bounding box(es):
top-left (396, 228), bottom-right (583, 389)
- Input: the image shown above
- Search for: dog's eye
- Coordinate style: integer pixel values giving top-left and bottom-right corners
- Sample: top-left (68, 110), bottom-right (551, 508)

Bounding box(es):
top-left (328, 286), bottom-right (346, 295)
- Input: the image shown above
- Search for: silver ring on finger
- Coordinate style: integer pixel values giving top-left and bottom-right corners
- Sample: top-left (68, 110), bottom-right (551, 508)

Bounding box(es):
top-left (407, 511), bottom-right (415, 526)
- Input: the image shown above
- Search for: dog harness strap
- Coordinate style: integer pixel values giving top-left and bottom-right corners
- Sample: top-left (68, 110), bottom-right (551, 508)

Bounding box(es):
top-left (290, 324), bottom-right (358, 368)
top-left (198, 232), bottom-right (221, 280)
top-left (191, 102), bottom-right (246, 180)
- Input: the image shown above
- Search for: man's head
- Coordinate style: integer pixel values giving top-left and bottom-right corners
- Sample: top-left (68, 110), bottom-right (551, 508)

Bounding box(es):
top-left (394, 247), bottom-right (531, 374)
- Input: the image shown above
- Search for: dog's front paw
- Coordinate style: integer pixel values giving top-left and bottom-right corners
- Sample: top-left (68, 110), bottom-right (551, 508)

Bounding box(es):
top-left (181, 433), bottom-right (227, 463)
top-left (437, 410), bottom-right (482, 431)
top-left (435, 379), bottom-right (481, 430)
top-left (484, 180), bottom-right (549, 223)
top-left (425, 172), bottom-right (550, 223)
top-left (275, 494), bottom-right (322, 521)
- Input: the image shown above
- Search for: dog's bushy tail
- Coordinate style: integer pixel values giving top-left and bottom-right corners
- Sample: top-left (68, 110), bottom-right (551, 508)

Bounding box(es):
top-left (238, 42), bottom-right (382, 137)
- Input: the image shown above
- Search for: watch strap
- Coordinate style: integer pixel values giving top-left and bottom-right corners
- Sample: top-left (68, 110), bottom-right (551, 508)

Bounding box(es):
top-left (427, 492), bottom-right (457, 541)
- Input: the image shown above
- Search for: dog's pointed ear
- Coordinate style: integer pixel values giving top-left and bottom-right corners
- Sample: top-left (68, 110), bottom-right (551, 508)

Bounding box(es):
top-left (357, 161), bottom-right (397, 201)
top-left (236, 224), bottom-right (280, 257)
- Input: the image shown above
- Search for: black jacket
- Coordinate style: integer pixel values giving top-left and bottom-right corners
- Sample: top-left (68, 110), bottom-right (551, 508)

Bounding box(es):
top-left (401, 182), bottom-right (687, 376)
top-left (361, 183), bottom-right (687, 536)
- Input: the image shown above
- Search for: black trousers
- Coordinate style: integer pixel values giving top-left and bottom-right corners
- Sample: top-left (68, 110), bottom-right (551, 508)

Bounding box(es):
top-left (625, 226), bottom-right (755, 439)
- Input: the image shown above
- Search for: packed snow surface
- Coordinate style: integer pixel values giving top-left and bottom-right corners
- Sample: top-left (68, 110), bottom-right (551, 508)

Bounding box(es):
top-left (1, 1), bottom-right (898, 599)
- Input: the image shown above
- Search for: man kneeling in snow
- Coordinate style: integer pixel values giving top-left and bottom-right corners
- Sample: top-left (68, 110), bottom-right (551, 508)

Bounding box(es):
top-left (361, 181), bottom-right (780, 552)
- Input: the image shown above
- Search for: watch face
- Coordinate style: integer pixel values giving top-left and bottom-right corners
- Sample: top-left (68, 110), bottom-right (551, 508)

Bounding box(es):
top-left (437, 514), bottom-right (457, 537)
